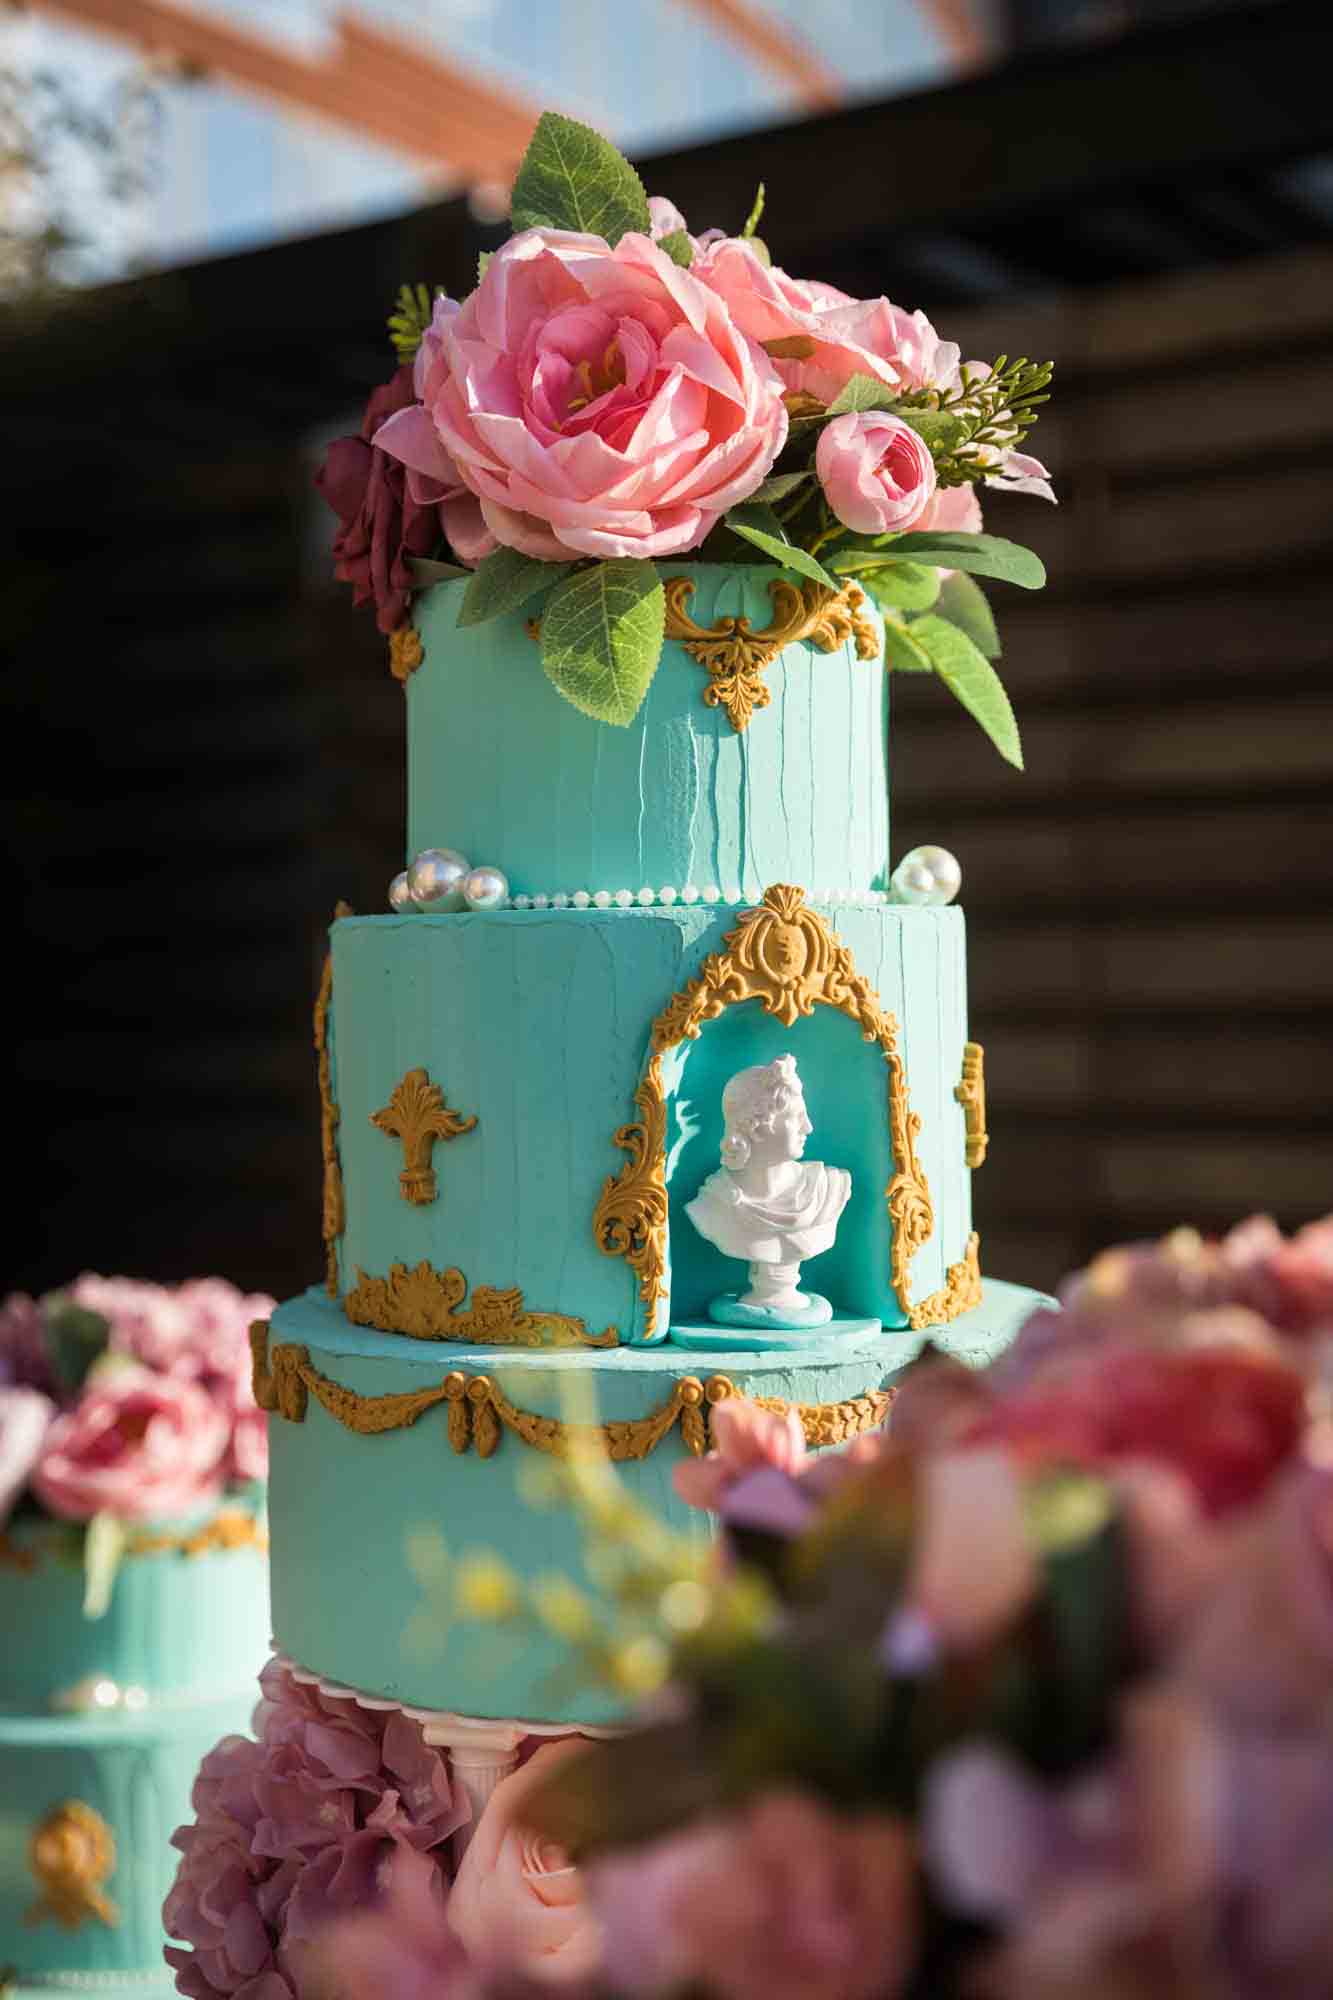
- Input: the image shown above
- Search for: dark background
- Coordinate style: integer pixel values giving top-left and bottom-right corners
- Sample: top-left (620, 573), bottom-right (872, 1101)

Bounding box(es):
top-left (4, 0), bottom-right (1332, 1303)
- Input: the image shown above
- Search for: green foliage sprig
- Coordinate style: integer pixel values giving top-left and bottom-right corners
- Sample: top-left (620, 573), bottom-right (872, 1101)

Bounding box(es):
top-left (387, 281), bottom-right (440, 362)
top-left (897, 354), bottom-right (1054, 488)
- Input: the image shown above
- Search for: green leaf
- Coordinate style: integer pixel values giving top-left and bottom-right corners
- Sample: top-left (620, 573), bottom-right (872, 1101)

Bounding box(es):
top-left (884, 532), bottom-right (1046, 589)
top-left (751, 470), bottom-right (812, 503)
top-left (457, 547), bottom-right (575, 628)
top-left (937, 571), bottom-right (1001, 658)
top-left (657, 229), bottom-right (693, 268)
top-left (912, 614), bottom-right (1024, 767)
top-left (407, 556), bottom-right (470, 587)
top-left (540, 560), bottom-right (665, 726)
top-left (879, 618), bottom-right (934, 673)
top-left (510, 112), bottom-right (651, 245)
top-left (741, 181), bottom-right (765, 238)
top-left (477, 250), bottom-right (493, 283)
top-left (83, 1512), bottom-right (127, 1621)
top-left (42, 1296), bottom-right (110, 1397)
top-left (830, 557), bottom-right (941, 609)
top-left (826, 372), bottom-right (898, 417)
top-left (724, 505), bottom-right (839, 590)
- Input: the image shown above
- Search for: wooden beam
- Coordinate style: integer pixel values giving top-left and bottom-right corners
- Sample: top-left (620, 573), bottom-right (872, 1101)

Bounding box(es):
top-left (911, 0), bottom-right (991, 70)
top-left (671, 0), bottom-right (843, 111)
top-left (31, 0), bottom-right (536, 181)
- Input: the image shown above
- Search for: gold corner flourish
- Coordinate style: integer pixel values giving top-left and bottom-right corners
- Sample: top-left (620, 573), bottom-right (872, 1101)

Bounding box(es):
top-left (315, 901), bottom-right (353, 1296)
top-left (661, 575), bottom-right (881, 733)
top-left (955, 1042), bottom-right (988, 1169)
top-left (26, 1802), bottom-right (118, 1931)
top-left (249, 1322), bottom-right (889, 1460)
top-left (592, 884), bottom-right (939, 1338)
top-left (388, 625), bottom-right (424, 684)
top-left (370, 1067), bottom-right (477, 1206)
top-left (343, 1262), bottom-right (619, 1348)
top-left (907, 1231), bottom-right (983, 1331)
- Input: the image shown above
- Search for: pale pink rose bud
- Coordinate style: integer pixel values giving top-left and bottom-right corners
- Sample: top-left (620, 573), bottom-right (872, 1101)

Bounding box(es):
top-left (815, 410), bottom-right (936, 536)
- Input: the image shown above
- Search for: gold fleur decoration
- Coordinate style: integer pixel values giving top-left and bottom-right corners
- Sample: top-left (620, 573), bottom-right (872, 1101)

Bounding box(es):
top-left (26, 1802), bottom-right (118, 1932)
top-left (370, 1067), bottom-right (478, 1206)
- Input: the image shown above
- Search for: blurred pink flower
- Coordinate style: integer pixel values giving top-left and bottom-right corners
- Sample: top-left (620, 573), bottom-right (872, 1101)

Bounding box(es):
top-left (165, 1665), bottom-right (465, 2000)
top-left (448, 1740), bottom-right (599, 1982)
top-left (306, 1848), bottom-right (466, 2000)
top-left (71, 1273), bottom-right (274, 1486)
top-left (375, 227), bottom-right (787, 563)
top-left (815, 410), bottom-right (937, 535)
top-left (0, 1384), bottom-right (55, 1525)
top-left (673, 1396), bottom-right (807, 1512)
top-left (34, 1365), bottom-right (228, 1522)
top-left (591, 1790), bottom-right (917, 2000)
top-left (905, 1448), bottom-right (1037, 1653)
top-left (0, 1290), bottom-right (56, 1393)
top-left (1223, 1213), bottom-right (1333, 1339)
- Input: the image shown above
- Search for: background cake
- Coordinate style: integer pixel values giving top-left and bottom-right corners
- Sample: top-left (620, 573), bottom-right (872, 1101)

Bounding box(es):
top-left (0, 1280), bottom-right (271, 1996)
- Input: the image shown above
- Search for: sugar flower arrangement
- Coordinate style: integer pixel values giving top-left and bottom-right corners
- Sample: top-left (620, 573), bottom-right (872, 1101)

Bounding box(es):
top-left (287, 1210), bottom-right (1333, 2000)
top-left (0, 1273), bottom-right (273, 1613)
top-left (318, 113), bottom-right (1054, 764)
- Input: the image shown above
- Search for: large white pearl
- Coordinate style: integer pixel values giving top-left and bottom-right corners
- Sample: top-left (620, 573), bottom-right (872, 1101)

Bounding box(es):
top-left (388, 870), bottom-right (416, 914)
top-left (409, 847), bottom-right (471, 911)
top-left (889, 844), bottom-right (962, 907)
top-left (463, 865), bottom-right (510, 911)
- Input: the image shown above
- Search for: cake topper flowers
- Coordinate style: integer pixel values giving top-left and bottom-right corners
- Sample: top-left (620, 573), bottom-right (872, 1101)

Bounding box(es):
top-left (318, 113), bottom-right (1055, 765)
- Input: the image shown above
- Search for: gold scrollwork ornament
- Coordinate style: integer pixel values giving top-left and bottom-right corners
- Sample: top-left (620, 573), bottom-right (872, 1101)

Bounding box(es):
top-left (662, 575), bottom-right (881, 733)
top-left (955, 1042), bottom-right (988, 1168)
top-left (315, 901), bottom-right (353, 1295)
top-left (26, 1802), bottom-right (118, 1931)
top-left (370, 1067), bottom-right (478, 1205)
top-left (593, 884), bottom-right (941, 1337)
top-left (343, 1263), bottom-right (618, 1347)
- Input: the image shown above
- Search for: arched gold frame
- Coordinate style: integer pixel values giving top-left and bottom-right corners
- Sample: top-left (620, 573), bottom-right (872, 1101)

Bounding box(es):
top-left (592, 884), bottom-right (979, 1337)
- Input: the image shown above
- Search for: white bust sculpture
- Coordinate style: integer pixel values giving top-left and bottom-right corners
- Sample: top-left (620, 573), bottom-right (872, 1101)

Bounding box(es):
top-left (685, 1054), bottom-right (851, 1329)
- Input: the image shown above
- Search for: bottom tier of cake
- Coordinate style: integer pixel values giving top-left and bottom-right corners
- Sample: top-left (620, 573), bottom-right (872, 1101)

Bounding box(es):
top-left (0, 1510), bottom-right (270, 1993)
top-left (257, 1277), bottom-right (1047, 1728)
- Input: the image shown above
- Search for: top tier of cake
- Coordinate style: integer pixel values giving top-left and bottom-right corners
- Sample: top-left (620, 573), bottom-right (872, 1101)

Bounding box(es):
top-left (405, 566), bottom-right (889, 904)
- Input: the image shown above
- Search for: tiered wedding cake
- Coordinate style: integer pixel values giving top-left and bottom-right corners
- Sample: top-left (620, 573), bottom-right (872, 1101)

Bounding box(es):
top-left (244, 107), bottom-right (1056, 1823)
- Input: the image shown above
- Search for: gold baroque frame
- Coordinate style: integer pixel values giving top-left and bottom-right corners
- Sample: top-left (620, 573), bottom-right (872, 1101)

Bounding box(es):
top-left (592, 883), bottom-right (959, 1336)
top-left (314, 900), bottom-right (353, 1297)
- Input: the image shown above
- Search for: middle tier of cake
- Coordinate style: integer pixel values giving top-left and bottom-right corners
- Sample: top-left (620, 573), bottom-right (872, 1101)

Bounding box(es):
top-left (321, 894), bottom-right (979, 1346)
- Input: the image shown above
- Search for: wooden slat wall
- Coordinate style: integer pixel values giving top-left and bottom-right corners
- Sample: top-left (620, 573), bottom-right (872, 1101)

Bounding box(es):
top-left (892, 247), bottom-right (1333, 1291)
top-left (4, 246), bottom-right (1330, 1304)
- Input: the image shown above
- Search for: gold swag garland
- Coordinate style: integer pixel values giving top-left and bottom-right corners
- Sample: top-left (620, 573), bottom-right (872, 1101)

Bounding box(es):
top-left (250, 1322), bottom-right (892, 1462)
top-left (593, 884), bottom-right (970, 1338)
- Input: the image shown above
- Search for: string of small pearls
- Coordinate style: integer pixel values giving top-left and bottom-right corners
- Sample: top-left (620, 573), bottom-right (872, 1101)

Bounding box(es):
top-left (389, 851), bottom-right (961, 913)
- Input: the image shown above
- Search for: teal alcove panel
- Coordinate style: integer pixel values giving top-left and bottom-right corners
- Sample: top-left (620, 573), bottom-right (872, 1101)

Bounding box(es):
top-left (662, 999), bottom-right (904, 1328)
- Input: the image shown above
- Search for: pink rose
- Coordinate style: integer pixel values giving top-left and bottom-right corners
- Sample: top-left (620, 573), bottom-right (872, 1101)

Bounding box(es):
top-left (374, 227), bottom-right (787, 562)
top-left (1223, 1213), bottom-right (1333, 1338)
top-left (912, 481), bottom-right (983, 536)
top-left (591, 1791), bottom-right (918, 2000)
top-left (448, 1739), bottom-right (599, 1981)
top-left (815, 411), bottom-right (936, 535)
top-left (32, 1365), bottom-right (229, 1521)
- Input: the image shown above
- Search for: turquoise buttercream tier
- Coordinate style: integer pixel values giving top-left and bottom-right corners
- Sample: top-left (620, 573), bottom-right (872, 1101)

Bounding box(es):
top-left (407, 567), bottom-right (889, 902)
top-left (262, 1280), bottom-right (1046, 1726)
top-left (0, 1512), bottom-right (269, 1987)
top-left (327, 902), bottom-right (972, 1343)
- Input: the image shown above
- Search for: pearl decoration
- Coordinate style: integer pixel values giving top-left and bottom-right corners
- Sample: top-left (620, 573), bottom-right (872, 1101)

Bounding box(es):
top-left (572, 890), bottom-right (591, 909)
top-left (702, 884), bottom-right (720, 903)
top-left (513, 895), bottom-right (532, 909)
top-left (658, 885), bottom-right (677, 906)
top-left (388, 870), bottom-right (416, 914)
top-left (680, 884), bottom-right (700, 904)
top-left (593, 890), bottom-right (612, 909)
top-left (409, 847), bottom-right (471, 911)
top-left (637, 886), bottom-right (655, 906)
top-left (462, 864), bottom-right (509, 912)
top-left (889, 844), bottom-right (962, 907)
top-left (552, 892), bottom-right (569, 908)
top-left (614, 889), bottom-right (634, 908)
